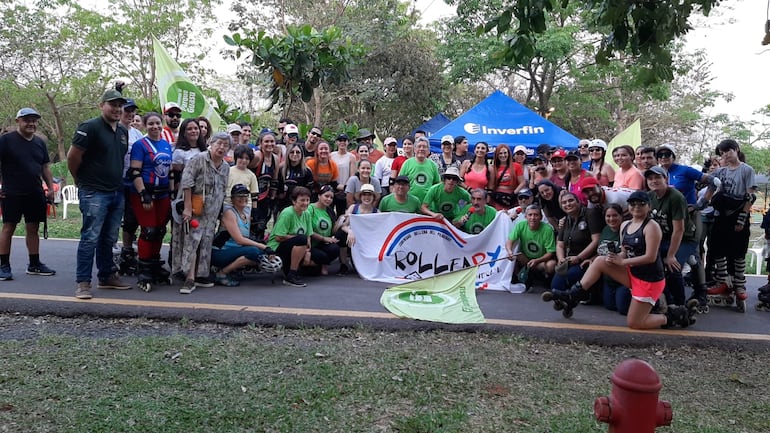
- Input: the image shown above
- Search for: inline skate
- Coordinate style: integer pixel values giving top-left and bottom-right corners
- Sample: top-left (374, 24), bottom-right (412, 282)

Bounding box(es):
top-left (136, 259), bottom-right (172, 292)
top-left (756, 284), bottom-right (770, 312)
top-left (541, 282), bottom-right (589, 319)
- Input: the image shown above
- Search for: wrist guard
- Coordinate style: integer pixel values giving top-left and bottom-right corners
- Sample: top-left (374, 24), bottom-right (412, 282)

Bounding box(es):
top-left (736, 211), bottom-right (748, 226)
top-left (140, 189), bottom-right (152, 204)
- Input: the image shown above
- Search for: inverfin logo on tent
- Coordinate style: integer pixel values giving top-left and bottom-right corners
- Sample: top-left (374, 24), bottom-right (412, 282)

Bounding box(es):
top-left (463, 123), bottom-right (545, 136)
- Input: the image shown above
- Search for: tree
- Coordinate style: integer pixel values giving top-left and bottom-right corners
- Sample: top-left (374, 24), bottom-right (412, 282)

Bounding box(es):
top-left (224, 24), bottom-right (366, 120)
top-left (481, 0), bottom-right (722, 84)
top-left (0, 3), bottom-right (108, 162)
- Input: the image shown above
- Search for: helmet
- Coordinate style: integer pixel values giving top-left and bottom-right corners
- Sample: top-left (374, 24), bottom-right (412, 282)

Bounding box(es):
top-left (259, 255), bottom-right (283, 273)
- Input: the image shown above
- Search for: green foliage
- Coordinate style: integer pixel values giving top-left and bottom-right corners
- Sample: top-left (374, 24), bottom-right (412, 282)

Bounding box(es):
top-left (741, 143), bottom-right (770, 176)
top-left (225, 24), bottom-right (366, 111)
top-left (482, 0), bottom-right (722, 84)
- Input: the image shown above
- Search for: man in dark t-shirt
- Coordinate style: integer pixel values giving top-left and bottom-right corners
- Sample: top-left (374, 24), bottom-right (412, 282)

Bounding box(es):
top-left (67, 90), bottom-right (132, 299)
top-left (0, 108), bottom-right (56, 280)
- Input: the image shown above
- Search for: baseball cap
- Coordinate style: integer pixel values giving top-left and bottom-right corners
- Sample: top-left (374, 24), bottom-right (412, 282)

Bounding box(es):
top-left (394, 175), bottom-right (409, 183)
top-left (231, 184), bottom-right (250, 197)
top-left (565, 150), bottom-right (581, 160)
top-left (644, 166), bottom-right (668, 178)
top-left (226, 123), bottom-right (242, 135)
top-left (163, 102), bottom-right (181, 113)
top-left (357, 128), bottom-right (375, 141)
top-left (384, 137), bottom-right (398, 146)
top-left (360, 184), bottom-right (376, 194)
top-left (123, 99), bottom-right (137, 110)
top-left (336, 133), bottom-right (349, 141)
top-left (16, 108), bottom-right (41, 119)
top-left (441, 135), bottom-right (454, 145)
top-left (101, 90), bottom-right (127, 104)
top-left (517, 189), bottom-right (533, 198)
top-left (551, 149), bottom-right (567, 159)
top-left (284, 124), bottom-right (299, 135)
top-left (589, 139), bottom-right (607, 151)
top-left (443, 166), bottom-right (462, 181)
top-left (628, 190), bottom-right (651, 204)
top-left (536, 143), bottom-right (553, 155)
top-left (580, 177), bottom-right (600, 190)
top-left (656, 143), bottom-right (676, 156)
top-left (513, 145), bottom-right (528, 154)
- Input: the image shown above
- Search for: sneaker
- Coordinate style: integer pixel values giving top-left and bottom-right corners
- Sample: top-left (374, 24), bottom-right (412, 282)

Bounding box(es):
top-left (194, 276), bottom-right (215, 288)
top-left (97, 273), bottom-right (132, 290)
top-left (337, 263), bottom-right (350, 275)
top-left (215, 273), bottom-right (240, 287)
top-left (179, 279), bottom-right (196, 294)
top-left (26, 263), bottom-right (56, 276)
top-left (282, 270), bottom-right (307, 287)
top-left (0, 264), bottom-right (12, 281)
top-left (75, 282), bottom-right (92, 299)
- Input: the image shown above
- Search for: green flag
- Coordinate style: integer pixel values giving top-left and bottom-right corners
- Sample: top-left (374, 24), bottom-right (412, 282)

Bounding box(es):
top-left (606, 119), bottom-right (641, 169)
top-left (153, 36), bottom-right (224, 131)
top-left (380, 266), bottom-right (486, 324)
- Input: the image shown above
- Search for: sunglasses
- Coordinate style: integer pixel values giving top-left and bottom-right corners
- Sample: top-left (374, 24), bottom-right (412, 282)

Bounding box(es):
top-left (579, 145), bottom-right (589, 149)
top-left (589, 148), bottom-right (603, 152)
top-left (166, 112), bottom-right (182, 118)
top-left (288, 133), bottom-right (299, 138)
top-left (657, 152), bottom-right (673, 158)
top-left (289, 150), bottom-right (303, 155)
top-left (310, 131), bottom-right (322, 137)
top-left (518, 195), bottom-right (531, 200)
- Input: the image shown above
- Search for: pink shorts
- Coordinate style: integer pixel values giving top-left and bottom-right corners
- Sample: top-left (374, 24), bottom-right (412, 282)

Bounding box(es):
top-left (627, 268), bottom-right (665, 305)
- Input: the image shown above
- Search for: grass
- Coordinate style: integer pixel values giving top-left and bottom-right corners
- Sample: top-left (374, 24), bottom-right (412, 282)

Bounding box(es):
top-left (0, 319), bottom-right (768, 433)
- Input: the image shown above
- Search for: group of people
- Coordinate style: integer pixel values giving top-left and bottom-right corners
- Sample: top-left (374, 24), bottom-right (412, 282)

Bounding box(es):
top-left (1, 90), bottom-right (763, 329)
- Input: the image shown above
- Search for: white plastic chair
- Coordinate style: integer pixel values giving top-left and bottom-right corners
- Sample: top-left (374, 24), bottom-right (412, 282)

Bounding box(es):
top-left (61, 185), bottom-right (79, 219)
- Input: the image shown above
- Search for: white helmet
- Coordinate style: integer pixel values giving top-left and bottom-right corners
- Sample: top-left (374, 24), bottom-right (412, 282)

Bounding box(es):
top-left (259, 255), bottom-right (283, 273)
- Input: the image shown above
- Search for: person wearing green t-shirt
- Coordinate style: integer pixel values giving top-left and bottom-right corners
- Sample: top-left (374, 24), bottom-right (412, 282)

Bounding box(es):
top-left (454, 189), bottom-right (497, 234)
top-left (268, 186), bottom-right (314, 287)
top-left (399, 137), bottom-right (440, 201)
top-left (421, 166), bottom-right (471, 221)
top-left (506, 205), bottom-right (557, 280)
top-left (379, 175), bottom-right (422, 213)
top-left (307, 185), bottom-right (340, 276)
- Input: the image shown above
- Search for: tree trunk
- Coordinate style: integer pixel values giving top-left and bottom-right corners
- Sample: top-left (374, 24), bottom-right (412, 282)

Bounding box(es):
top-left (44, 92), bottom-right (67, 164)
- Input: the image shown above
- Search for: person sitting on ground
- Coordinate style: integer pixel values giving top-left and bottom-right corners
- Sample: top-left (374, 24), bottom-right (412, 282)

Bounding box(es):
top-left (211, 184), bottom-right (281, 286)
top-left (334, 183), bottom-right (379, 275)
top-left (267, 186), bottom-right (315, 287)
top-left (379, 175), bottom-right (422, 213)
top-left (536, 180), bottom-right (566, 228)
top-left (454, 188), bottom-right (497, 234)
top-left (544, 191), bottom-right (695, 329)
top-left (421, 166), bottom-right (471, 221)
top-left (308, 185), bottom-right (341, 276)
top-left (506, 204), bottom-right (557, 286)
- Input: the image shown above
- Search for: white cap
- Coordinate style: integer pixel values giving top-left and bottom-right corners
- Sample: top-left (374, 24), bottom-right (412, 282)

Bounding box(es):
top-left (163, 102), bottom-right (181, 114)
top-left (657, 143), bottom-right (676, 156)
top-left (589, 139), bottom-right (607, 151)
top-left (384, 137), bottom-right (398, 146)
top-left (441, 135), bottom-right (454, 144)
top-left (284, 124), bottom-right (299, 135)
top-left (443, 166), bottom-right (462, 180)
top-left (226, 123), bottom-right (242, 134)
top-left (360, 184), bottom-right (376, 193)
top-left (513, 145), bottom-right (528, 154)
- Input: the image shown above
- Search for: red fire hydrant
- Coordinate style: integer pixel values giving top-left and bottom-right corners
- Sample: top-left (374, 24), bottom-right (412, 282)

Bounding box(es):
top-left (594, 359), bottom-right (673, 433)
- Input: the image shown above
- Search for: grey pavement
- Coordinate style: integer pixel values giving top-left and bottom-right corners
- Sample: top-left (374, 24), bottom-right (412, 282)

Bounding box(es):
top-left (0, 238), bottom-right (768, 348)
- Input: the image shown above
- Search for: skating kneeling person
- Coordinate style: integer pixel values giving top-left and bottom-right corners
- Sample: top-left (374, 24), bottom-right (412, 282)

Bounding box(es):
top-left (543, 191), bottom-right (696, 329)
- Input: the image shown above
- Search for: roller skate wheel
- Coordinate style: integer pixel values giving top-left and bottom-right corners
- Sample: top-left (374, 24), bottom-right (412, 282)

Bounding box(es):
top-left (685, 299), bottom-right (699, 309)
top-left (138, 282), bottom-right (152, 293)
top-left (562, 308), bottom-right (574, 319)
top-left (541, 292), bottom-right (554, 302)
top-left (697, 305), bottom-right (709, 314)
top-left (553, 301), bottom-right (564, 311)
top-left (737, 299), bottom-right (747, 313)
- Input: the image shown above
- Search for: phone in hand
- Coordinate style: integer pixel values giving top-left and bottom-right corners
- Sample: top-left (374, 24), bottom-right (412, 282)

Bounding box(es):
top-left (607, 241), bottom-right (619, 254)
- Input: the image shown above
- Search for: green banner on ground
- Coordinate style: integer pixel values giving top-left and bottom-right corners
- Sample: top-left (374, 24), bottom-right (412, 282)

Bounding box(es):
top-left (380, 266), bottom-right (486, 324)
top-left (153, 36), bottom-right (224, 131)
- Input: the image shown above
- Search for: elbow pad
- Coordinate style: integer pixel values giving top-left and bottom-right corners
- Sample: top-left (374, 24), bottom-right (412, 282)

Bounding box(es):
top-left (705, 175), bottom-right (721, 191)
top-left (128, 167), bottom-right (142, 181)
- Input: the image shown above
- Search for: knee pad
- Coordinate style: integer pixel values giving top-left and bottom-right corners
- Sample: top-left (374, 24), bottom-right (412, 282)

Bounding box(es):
top-left (140, 226), bottom-right (166, 242)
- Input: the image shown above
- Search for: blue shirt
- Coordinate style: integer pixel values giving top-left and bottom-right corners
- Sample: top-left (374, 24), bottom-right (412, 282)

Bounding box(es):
top-left (667, 163), bottom-right (702, 205)
top-left (129, 137), bottom-right (172, 194)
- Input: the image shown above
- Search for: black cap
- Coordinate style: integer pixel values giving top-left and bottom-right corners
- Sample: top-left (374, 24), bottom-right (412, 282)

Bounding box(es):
top-left (336, 133), bottom-right (349, 141)
top-left (123, 98), bottom-right (137, 110)
top-left (565, 150), bottom-right (581, 160)
top-left (231, 184), bottom-right (250, 197)
top-left (627, 190), bottom-right (650, 204)
top-left (394, 175), bottom-right (409, 183)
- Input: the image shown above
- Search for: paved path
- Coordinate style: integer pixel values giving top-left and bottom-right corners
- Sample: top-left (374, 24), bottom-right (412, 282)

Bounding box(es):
top-left (1, 238), bottom-right (768, 347)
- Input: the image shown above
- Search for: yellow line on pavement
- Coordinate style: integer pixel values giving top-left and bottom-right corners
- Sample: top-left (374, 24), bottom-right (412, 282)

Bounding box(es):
top-left (2, 292), bottom-right (769, 342)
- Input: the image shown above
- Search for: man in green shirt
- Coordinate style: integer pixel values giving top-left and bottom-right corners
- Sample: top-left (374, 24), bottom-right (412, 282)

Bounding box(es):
top-left (421, 166), bottom-right (471, 221)
top-left (454, 189), bottom-right (497, 234)
top-left (399, 137), bottom-right (440, 201)
top-left (379, 175), bottom-right (422, 213)
top-left (506, 204), bottom-right (557, 279)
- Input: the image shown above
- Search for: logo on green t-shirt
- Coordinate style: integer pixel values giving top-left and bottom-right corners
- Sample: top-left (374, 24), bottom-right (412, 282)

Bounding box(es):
top-left (415, 173), bottom-right (427, 185)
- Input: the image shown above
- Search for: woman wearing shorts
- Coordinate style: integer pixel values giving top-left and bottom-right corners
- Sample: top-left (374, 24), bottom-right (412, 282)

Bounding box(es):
top-left (544, 191), bottom-right (695, 329)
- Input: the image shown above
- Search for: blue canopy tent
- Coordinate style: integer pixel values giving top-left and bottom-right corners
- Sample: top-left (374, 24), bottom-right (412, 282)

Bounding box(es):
top-left (428, 91), bottom-right (579, 154)
top-left (412, 113), bottom-right (451, 138)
